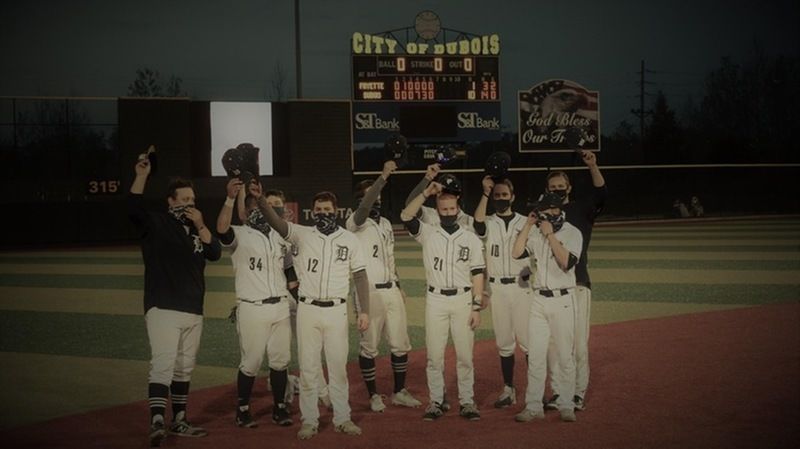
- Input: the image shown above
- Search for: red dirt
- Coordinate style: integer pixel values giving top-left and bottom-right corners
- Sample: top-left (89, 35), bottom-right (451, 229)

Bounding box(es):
top-left (4, 303), bottom-right (799, 449)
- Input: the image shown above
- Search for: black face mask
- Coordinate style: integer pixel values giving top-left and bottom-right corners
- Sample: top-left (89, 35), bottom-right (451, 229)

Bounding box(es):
top-left (493, 199), bottom-right (511, 213)
top-left (369, 202), bottom-right (382, 221)
top-left (314, 212), bottom-right (338, 234)
top-left (168, 204), bottom-right (193, 226)
top-left (551, 189), bottom-right (569, 200)
top-left (439, 214), bottom-right (458, 228)
top-left (272, 206), bottom-right (285, 218)
top-left (247, 208), bottom-right (271, 235)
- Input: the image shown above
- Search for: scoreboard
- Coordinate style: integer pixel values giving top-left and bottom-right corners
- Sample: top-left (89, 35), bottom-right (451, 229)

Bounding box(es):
top-left (352, 55), bottom-right (499, 102)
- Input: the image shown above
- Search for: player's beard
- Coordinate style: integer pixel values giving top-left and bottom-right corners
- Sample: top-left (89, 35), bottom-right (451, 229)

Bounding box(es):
top-left (314, 212), bottom-right (338, 234)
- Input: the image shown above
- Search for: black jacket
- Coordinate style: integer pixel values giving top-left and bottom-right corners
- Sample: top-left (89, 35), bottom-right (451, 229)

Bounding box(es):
top-left (128, 193), bottom-right (221, 315)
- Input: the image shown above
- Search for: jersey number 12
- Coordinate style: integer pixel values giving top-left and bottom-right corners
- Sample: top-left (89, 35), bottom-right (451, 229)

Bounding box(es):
top-left (307, 258), bottom-right (319, 273)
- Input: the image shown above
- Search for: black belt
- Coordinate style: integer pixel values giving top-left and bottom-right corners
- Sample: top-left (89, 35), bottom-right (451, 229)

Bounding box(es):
top-left (239, 296), bottom-right (283, 305)
top-left (427, 286), bottom-right (471, 296)
top-left (299, 297), bottom-right (346, 307)
top-left (489, 275), bottom-right (530, 284)
top-left (375, 281), bottom-right (399, 289)
top-left (537, 289), bottom-right (571, 298)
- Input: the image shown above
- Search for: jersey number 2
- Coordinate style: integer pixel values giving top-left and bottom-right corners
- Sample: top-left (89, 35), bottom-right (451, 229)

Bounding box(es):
top-left (373, 244), bottom-right (379, 258)
top-left (307, 258), bottom-right (319, 273)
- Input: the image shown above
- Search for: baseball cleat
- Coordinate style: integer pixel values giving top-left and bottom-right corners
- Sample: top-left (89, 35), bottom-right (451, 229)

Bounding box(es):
top-left (297, 423), bottom-right (318, 440)
top-left (169, 419), bottom-right (208, 437)
top-left (369, 393), bottom-right (387, 412)
top-left (494, 385), bottom-right (517, 408)
top-left (272, 403), bottom-right (293, 426)
top-left (235, 406), bottom-right (258, 428)
top-left (334, 420), bottom-right (362, 435)
top-left (544, 394), bottom-right (560, 410)
top-left (574, 395), bottom-right (586, 411)
top-left (459, 403), bottom-right (481, 421)
top-left (391, 388), bottom-right (422, 408)
top-left (560, 409), bottom-right (577, 422)
top-left (422, 402), bottom-right (445, 421)
top-left (440, 394), bottom-right (451, 412)
top-left (514, 409), bottom-right (545, 422)
top-left (149, 419), bottom-right (166, 447)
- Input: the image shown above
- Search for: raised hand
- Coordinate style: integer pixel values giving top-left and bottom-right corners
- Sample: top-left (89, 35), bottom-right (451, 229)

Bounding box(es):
top-left (226, 178), bottom-right (243, 199)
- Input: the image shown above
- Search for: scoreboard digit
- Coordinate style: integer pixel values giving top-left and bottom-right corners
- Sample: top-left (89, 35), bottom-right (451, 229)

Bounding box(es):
top-left (353, 55), bottom-right (499, 102)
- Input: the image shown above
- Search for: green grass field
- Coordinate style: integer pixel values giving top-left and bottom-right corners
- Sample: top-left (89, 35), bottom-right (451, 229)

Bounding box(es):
top-left (0, 217), bottom-right (798, 430)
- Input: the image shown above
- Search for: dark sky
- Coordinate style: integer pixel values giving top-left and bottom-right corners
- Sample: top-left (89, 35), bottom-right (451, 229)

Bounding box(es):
top-left (2, 0), bottom-right (798, 133)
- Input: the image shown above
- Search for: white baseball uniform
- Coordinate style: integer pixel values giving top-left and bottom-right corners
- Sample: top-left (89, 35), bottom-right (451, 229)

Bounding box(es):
top-left (224, 225), bottom-right (292, 377)
top-left (522, 222), bottom-right (583, 413)
top-left (479, 213), bottom-right (533, 357)
top-left (410, 219), bottom-right (485, 406)
top-left (346, 214), bottom-right (411, 359)
top-left (285, 222), bottom-right (367, 428)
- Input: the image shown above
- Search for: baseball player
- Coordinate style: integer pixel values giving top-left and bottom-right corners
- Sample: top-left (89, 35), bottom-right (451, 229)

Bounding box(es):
top-left (405, 163), bottom-right (475, 232)
top-left (473, 176), bottom-right (533, 408)
top-left (215, 179), bottom-right (294, 428)
top-left (239, 186), bottom-right (331, 410)
top-left (544, 150), bottom-right (606, 411)
top-left (347, 160), bottom-right (422, 412)
top-left (128, 153), bottom-right (222, 447)
top-left (259, 188), bottom-right (370, 440)
top-left (401, 181), bottom-right (486, 422)
top-left (511, 192), bottom-right (583, 423)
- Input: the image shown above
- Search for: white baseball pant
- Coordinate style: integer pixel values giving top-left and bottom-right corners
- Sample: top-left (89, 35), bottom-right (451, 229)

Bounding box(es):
top-left (145, 307), bottom-right (203, 385)
top-left (359, 286), bottom-right (412, 358)
top-left (548, 286), bottom-right (591, 398)
top-left (296, 301), bottom-right (351, 427)
top-left (425, 291), bottom-right (475, 406)
top-left (488, 282), bottom-right (532, 356)
top-left (524, 291), bottom-right (576, 412)
top-left (236, 301), bottom-right (291, 376)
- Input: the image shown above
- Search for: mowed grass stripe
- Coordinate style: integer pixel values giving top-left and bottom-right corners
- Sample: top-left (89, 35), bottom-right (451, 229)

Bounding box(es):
top-left (585, 244), bottom-right (798, 252)
top-left (590, 233), bottom-right (800, 241)
top-left (396, 258), bottom-right (800, 270)
top-left (0, 287), bottom-right (238, 319)
top-left (586, 251), bottom-right (800, 260)
top-left (594, 283), bottom-right (798, 304)
top-left (0, 264), bottom-right (237, 277)
top-left (0, 256), bottom-right (234, 266)
top-left (0, 310), bottom-right (493, 368)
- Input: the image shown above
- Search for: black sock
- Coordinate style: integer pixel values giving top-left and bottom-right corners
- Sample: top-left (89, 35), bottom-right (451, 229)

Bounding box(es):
top-left (237, 370), bottom-right (255, 408)
top-left (269, 369), bottom-right (288, 406)
top-left (148, 383), bottom-right (169, 423)
top-left (359, 355), bottom-right (377, 396)
top-left (170, 381), bottom-right (190, 420)
top-left (500, 355), bottom-right (515, 387)
top-left (391, 353), bottom-right (408, 393)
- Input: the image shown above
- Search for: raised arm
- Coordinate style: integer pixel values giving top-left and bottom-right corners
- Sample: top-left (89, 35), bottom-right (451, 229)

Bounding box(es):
top-left (128, 150), bottom-right (152, 232)
top-left (216, 178), bottom-right (243, 239)
top-left (353, 160), bottom-right (395, 226)
top-left (250, 182), bottom-right (290, 239)
top-left (401, 181), bottom-right (442, 222)
top-left (538, 219), bottom-right (572, 270)
top-left (473, 176), bottom-right (494, 236)
top-left (512, 212), bottom-right (537, 259)
top-left (581, 150), bottom-right (605, 188)
top-left (405, 163), bottom-right (440, 206)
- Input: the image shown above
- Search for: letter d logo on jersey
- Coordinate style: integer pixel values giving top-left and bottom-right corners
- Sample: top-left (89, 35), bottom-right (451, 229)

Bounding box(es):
top-left (458, 245), bottom-right (470, 262)
top-left (336, 245), bottom-right (349, 262)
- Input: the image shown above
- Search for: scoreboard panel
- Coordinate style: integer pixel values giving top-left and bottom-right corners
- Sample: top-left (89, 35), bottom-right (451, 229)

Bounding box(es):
top-left (352, 55), bottom-right (499, 102)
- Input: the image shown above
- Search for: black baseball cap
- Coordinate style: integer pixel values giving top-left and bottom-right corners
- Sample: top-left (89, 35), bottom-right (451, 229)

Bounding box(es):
top-left (534, 192), bottom-right (563, 211)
